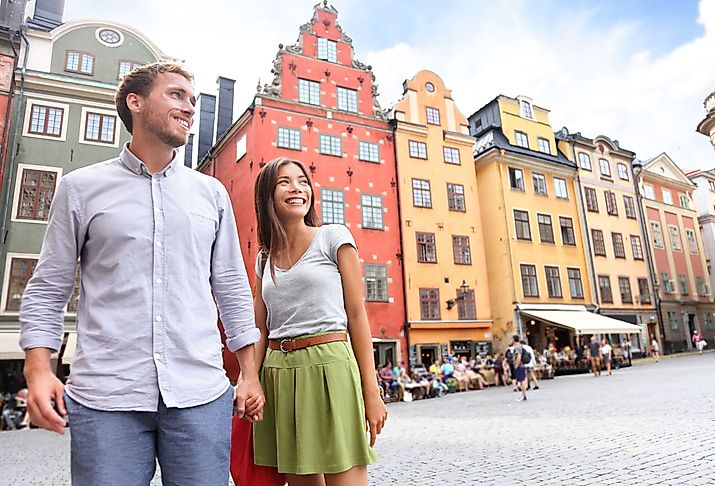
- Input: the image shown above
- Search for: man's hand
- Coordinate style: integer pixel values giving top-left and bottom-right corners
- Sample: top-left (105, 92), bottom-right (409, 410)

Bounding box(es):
top-left (234, 376), bottom-right (264, 422)
top-left (24, 348), bottom-right (66, 434)
top-left (364, 390), bottom-right (388, 447)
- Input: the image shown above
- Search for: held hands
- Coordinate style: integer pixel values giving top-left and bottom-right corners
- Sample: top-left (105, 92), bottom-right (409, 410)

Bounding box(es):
top-left (234, 375), bottom-right (265, 422)
top-left (25, 369), bottom-right (66, 434)
top-left (364, 389), bottom-right (388, 447)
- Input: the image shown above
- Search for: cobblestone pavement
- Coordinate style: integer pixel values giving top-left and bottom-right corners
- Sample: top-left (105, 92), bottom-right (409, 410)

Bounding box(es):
top-left (2, 353), bottom-right (714, 485)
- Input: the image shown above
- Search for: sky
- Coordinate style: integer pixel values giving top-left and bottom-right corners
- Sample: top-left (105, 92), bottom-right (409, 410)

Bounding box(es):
top-left (62, 0), bottom-right (715, 169)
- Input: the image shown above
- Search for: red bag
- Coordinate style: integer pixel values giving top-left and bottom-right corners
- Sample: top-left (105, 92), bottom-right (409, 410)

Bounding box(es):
top-left (230, 415), bottom-right (285, 486)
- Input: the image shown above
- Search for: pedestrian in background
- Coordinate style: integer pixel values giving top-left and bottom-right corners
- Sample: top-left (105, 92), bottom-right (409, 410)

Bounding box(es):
top-left (511, 335), bottom-right (528, 402)
top-left (20, 62), bottom-right (264, 485)
top-left (601, 338), bottom-right (613, 376)
top-left (651, 338), bottom-right (660, 362)
top-left (588, 336), bottom-right (602, 377)
top-left (520, 340), bottom-right (539, 390)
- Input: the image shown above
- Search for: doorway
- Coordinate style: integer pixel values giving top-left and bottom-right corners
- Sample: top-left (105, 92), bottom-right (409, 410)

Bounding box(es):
top-left (419, 345), bottom-right (438, 367)
top-left (688, 314), bottom-right (696, 347)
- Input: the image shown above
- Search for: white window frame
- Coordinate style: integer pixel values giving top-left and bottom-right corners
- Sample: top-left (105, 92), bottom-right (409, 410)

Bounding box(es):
top-left (644, 184), bottom-right (655, 200)
top-left (443, 146), bottom-right (460, 164)
top-left (236, 134), bottom-right (247, 162)
top-left (1, 252), bottom-right (39, 315)
top-left (678, 194), bottom-right (689, 209)
top-left (617, 163), bottom-right (629, 181)
top-left (360, 194), bottom-right (384, 230)
top-left (554, 177), bottom-right (568, 199)
top-left (532, 173), bottom-right (547, 195)
top-left (23, 99), bottom-right (70, 141)
top-left (662, 188), bottom-right (673, 205)
top-left (298, 78), bottom-right (321, 105)
top-left (358, 141), bottom-right (379, 163)
top-left (514, 131), bottom-right (529, 148)
top-left (336, 86), bottom-right (358, 113)
top-left (686, 229), bottom-right (698, 254)
top-left (319, 134), bottom-right (342, 157)
top-left (599, 158), bottom-right (611, 177)
top-left (321, 188), bottom-right (345, 225)
top-left (277, 127), bottom-right (301, 150)
top-left (11, 163), bottom-right (63, 224)
top-left (578, 152), bottom-right (592, 170)
top-left (79, 106), bottom-right (120, 148)
top-left (668, 225), bottom-right (682, 252)
top-left (317, 37), bottom-right (337, 63)
top-left (537, 137), bottom-right (550, 154)
top-left (651, 221), bottom-right (664, 248)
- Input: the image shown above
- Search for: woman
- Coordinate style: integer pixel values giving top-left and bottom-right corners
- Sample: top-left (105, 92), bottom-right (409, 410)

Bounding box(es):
top-left (252, 157), bottom-right (387, 485)
top-left (601, 338), bottom-right (613, 376)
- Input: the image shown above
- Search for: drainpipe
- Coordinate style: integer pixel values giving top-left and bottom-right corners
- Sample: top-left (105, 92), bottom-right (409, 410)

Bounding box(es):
top-left (0, 30), bottom-right (20, 186)
top-left (633, 163), bottom-right (667, 354)
top-left (0, 29), bottom-right (29, 250)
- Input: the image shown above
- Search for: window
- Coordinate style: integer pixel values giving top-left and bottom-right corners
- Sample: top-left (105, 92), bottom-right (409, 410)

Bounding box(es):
top-left (585, 187), bottom-right (599, 212)
top-left (612, 233), bottom-right (626, 259)
top-left (16, 168), bottom-right (57, 221)
top-left (644, 184), bottom-right (655, 200)
top-left (559, 217), bottom-right (576, 245)
top-left (514, 210), bottom-right (531, 240)
top-left (599, 158), bottom-right (611, 177)
top-left (598, 276), bottom-right (613, 303)
top-left (321, 188), bottom-right (344, 224)
top-left (661, 272), bottom-right (674, 294)
top-left (679, 194), bottom-right (689, 209)
top-left (452, 235), bottom-right (471, 265)
top-left (704, 312), bottom-right (713, 330)
top-left (520, 100), bottom-right (533, 118)
top-left (419, 288), bottom-right (441, 320)
top-left (537, 214), bottom-right (554, 243)
top-left (412, 179), bottom-right (432, 208)
top-left (416, 232), bottom-right (437, 263)
top-left (686, 229), bottom-right (698, 254)
top-left (520, 264), bottom-right (539, 297)
top-left (532, 173), bottom-right (547, 195)
top-left (578, 152), bottom-right (592, 170)
top-left (679, 274), bottom-right (689, 295)
top-left (669, 225), bottom-right (682, 251)
top-left (651, 221), bottom-right (664, 248)
top-left (623, 195), bottom-right (637, 219)
top-left (447, 183), bottom-right (465, 212)
top-left (545, 266), bottom-right (562, 298)
top-left (336, 86), bottom-right (357, 112)
top-left (84, 112), bottom-right (116, 144)
top-left (408, 140), bottom-right (427, 159)
top-left (443, 146), bottom-right (460, 164)
top-left (5, 257), bottom-right (38, 311)
top-left (361, 194), bottom-right (383, 229)
top-left (319, 134), bottom-right (342, 157)
top-left (668, 311), bottom-right (678, 330)
top-left (426, 107), bottom-right (440, 125)
top-left (662, 189), bottom-right (673, 205)
top-left (508, 167), bottom-right (525, 191)
top-left (277, 127), bottom-right (301, 150)
top-left (457, 290), bottom-right (476, 320)
top-left (630, 235), bottom-right (644, 260)
top-left (638, 278), bottom-right (651, 304)
top-left (710, 180), bottom-right (715, 191)
top-left (537, 137), bottom-right (550, 154)
top-left (65, 51), bottom-right (94, 75)
top-left (514, 131), bottom-right (529, 148)
top-left (317, 37), bottom-right (337, 62)
top-left (358, 141), bottom-right (379, 162)
top-left (592, 229), bottom-right (606, 256)
top-left (568, 268), bottom-right (584, 299)
top-left (605, 191), bottom-right (618, 216)
top-left (697, 276), bottom-right (707, 296)
top-left (298, 79), bottom-right (321, 105)
top-left (118, 60), bottom-right (141, 78)
top-left (617, 163), bottom-right (629, 180)
top-left (29, 104), bottom-right (63, 137)
top-left (365, 264), bottom-right (388, 302)
top-left (618, 277), bottom-right (633, 304)
top-left (554, 178), bottom-right (568, 199)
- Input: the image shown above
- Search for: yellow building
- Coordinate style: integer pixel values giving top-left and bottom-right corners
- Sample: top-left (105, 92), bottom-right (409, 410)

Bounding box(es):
top-left (393, 71), bottom-right (492, 365)
top-left (556, 129), bottom-right (656, 355)
top-left (468, 95), bottom-right (597, 352)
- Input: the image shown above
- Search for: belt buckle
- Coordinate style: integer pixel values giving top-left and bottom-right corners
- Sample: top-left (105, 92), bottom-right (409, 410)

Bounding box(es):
top-left (279, 339), bottom-right (293, 353)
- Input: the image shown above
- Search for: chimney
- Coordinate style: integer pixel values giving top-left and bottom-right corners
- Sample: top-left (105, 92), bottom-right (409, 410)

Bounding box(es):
top-left (28, 0), bottom-right (64, 30)
top-left (196, 93), bottom-right (216, 163)
top-left (0, 0), bottom-right (29, 31)
top-left (215, 76), bottom-right (235, 141)
top-left (184, 133), bottom-right (194, 168)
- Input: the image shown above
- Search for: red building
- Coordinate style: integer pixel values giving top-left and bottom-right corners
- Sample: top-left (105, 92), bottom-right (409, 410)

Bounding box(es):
top-left (198, 3), bottom-right (406, 367)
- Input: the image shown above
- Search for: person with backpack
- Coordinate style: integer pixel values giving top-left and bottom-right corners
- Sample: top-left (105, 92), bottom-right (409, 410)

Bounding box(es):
top-left (510, 335), bottom-right (528, 402)
top-left (520, 339), bottom-right (539, 390)
top-left (505, 344), bottom-right (517, 391)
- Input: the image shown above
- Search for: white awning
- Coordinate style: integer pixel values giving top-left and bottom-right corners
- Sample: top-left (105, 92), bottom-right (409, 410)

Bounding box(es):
top-left (62, 333), bottom-right (77, 365)
top-left (521, 309), bottom-right (642, 335)
top-left (0, 332), bottom-right (23, 360)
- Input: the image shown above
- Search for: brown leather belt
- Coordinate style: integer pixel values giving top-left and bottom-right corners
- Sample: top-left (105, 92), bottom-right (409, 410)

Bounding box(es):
top-left (268, 332), bottom-right (347, 352)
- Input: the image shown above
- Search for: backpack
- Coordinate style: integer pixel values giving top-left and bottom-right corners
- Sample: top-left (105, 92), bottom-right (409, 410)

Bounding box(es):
top-left (521, 346), bottom-right (533, 366)
top-left (505, 347), bottom-right (514, 365)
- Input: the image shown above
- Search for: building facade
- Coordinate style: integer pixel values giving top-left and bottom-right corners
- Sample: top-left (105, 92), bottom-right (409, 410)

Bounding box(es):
top-left (0, 15), bottom-right (166, 364)
top-left (392, 70), bottom-right (492, 366)
top-left (557, 129), bottom-right (656, 354)
top-left (469, 96), bottom-right (595, 353)
top-left (635, 154), bottom-right (715, 352)
top-left (197, 3), bottom-right (407, 367)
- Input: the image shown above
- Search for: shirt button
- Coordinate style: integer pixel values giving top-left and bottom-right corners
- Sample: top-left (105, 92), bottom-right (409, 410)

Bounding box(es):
top-left (155, 315), bottom-right (162, 322)
top-left (156, 278), bottom-right (163, 284)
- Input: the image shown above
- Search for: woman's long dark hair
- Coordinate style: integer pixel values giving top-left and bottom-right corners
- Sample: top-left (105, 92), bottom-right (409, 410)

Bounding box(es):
top-left (254, 157), bottom-right (320, 282)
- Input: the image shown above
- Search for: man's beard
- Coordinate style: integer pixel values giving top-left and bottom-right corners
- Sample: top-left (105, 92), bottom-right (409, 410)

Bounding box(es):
top-left (143, 108), bottom-right (188, 148)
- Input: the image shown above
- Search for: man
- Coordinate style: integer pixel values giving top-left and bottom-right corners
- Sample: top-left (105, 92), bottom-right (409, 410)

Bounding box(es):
top-left (588, 335), bottom-right (602, 376)
top-left (20, 63), bottom-right (263, 485)
top-left (520, 339), bottom-right (539, 390)
top-left (511, 335), bottom-right (527, 402)
top-left (693, 330), bottom-right (706, 354)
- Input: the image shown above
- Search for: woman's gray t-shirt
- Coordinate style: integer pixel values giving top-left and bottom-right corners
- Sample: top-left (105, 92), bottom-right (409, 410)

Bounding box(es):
top-left (256, 224), bottom-right (356, 340)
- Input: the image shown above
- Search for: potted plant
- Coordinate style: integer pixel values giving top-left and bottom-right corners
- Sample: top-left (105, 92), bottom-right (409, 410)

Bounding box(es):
top-left (445, 377), bottom-right (458, 393)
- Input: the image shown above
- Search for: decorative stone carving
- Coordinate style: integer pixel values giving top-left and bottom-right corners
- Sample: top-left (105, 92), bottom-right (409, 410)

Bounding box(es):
top-left (262, 51), bottom-right (283, 97)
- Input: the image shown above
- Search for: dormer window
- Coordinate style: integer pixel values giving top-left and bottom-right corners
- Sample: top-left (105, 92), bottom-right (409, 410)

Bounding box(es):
top-left (317, 38), bottom-right (337, 63)
top-left (66, 51), bottom-right (94, 75)
top-left (118, 60), bottom-right (142, 79)
top-left (520, 100), bottom-right (534, 119)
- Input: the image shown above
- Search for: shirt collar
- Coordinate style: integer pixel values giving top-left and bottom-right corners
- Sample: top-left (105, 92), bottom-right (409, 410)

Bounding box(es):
top-left (119, 143), bottom-right (180, 177)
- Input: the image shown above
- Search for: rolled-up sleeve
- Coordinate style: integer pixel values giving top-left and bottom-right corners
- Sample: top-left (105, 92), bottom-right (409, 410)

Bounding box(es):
top-left (210, 185), bottom-right (259, 352)
top-left (20, 177), bottom-right (83, 352)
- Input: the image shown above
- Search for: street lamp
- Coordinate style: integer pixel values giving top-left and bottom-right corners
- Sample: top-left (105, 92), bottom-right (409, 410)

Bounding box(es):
top-left (446, 280), bottom-right (470, 310)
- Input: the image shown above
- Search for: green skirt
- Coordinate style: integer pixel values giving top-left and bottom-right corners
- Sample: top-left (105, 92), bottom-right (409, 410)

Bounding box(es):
top-left (253, 339), bottom-right (377, 475)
